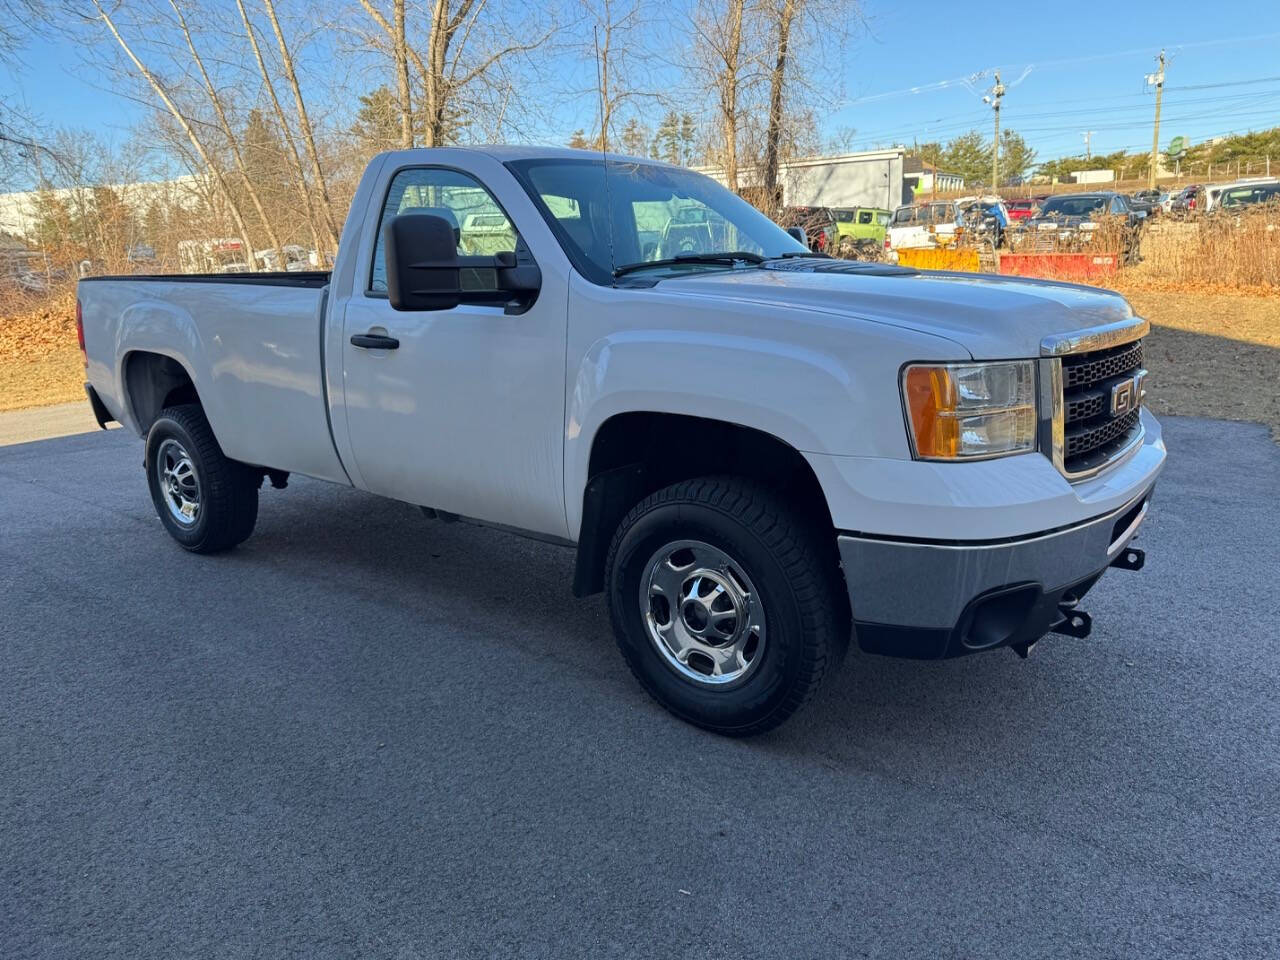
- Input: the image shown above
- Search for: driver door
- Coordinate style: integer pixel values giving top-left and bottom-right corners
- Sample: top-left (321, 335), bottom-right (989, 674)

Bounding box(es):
top-left (339, 165), bottom-right (569, 538)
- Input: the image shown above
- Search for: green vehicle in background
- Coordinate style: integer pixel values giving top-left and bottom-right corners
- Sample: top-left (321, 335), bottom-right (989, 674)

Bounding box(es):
top-left (831, 207), bottom-right (892, 256)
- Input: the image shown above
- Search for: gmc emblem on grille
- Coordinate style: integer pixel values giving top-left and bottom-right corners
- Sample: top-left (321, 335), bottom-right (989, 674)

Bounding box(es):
top-left (1110, 369), bottom-right (1147, 416)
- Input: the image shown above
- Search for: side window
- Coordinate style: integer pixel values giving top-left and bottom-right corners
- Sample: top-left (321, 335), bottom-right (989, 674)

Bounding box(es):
top-left (858, 211), bottom-right (872, 224)
top-left (1110, 197), bottom-right (1126, 214)
top-left (369, 167), bottom-right (517, 293)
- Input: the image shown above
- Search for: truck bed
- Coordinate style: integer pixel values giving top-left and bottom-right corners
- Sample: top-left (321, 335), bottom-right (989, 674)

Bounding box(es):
top-left (79, 271), bottom-right (348, 485)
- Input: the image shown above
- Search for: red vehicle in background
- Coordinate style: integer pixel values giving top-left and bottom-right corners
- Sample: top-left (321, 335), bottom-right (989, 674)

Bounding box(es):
top-left (1171, 185), bottom-right (1202, 216)
top-left (1005, 198), bottom-right (1040, 222)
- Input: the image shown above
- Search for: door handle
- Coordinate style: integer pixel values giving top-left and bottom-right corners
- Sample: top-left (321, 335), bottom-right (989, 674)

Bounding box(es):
top-left (350, 333), bottom-right (400, 350)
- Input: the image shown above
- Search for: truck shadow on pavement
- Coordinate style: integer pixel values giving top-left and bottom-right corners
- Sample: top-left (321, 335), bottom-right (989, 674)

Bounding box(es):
top-left (238, 475), bottom-right (1136, 771)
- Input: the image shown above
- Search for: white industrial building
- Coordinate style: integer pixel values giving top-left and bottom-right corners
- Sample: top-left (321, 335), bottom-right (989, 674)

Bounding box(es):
top-left (0, 176), bottom-right (203, 238)
top-left (700, 148), bottom-right (927, 210)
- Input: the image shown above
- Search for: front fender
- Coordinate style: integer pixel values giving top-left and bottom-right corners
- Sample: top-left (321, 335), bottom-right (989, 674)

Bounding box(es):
top-left (563, 279), bottom-right (969, 537)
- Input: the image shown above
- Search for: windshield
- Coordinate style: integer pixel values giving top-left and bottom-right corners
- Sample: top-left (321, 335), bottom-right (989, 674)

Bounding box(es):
top-left (1039, 196), bottom-right (1107, 217)
top-left (507, 158), bottom-right (806, 284)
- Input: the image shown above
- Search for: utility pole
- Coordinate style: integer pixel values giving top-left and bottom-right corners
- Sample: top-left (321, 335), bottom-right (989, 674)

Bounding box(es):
top-left (987, 71), bottom-right (1005, 194)
top-left (1082, 131), bottom-right (1094, 161)
top-left (1147, 50), bottom-right (1166, 190)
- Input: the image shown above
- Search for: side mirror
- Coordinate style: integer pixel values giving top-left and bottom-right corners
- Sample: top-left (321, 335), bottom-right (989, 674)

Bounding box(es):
top-left (383, 213), bottom-right (461, 311)
top-left (786, 225), bottom-right (807, 246)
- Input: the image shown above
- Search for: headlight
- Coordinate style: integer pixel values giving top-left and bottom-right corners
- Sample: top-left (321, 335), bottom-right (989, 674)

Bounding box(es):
top-left (901, 361), bottom-right (1037, 460)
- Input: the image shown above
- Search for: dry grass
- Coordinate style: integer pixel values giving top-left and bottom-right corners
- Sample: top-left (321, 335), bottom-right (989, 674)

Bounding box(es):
top-left (0, 291), bottom-right (84, 412)
top-left (1121, 290), bottom-right (1280, 438)
top-left (1121, 209), bottom-right (1280, 293)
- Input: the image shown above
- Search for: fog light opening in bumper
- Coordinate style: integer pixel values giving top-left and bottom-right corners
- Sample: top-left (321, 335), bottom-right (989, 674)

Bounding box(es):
top-left (957, 583), bottom-right (1039, 652)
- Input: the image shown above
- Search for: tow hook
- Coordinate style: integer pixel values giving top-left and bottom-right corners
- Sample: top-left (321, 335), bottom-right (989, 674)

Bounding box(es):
top-left (1110, 547), bottom-right (1145, 571)
top-left (1052, 608), bottom-right (1092, 639)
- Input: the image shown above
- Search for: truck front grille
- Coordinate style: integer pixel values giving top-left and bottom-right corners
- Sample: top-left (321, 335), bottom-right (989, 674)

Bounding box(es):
top-left (1059, 339), bottom-right (1145, 475)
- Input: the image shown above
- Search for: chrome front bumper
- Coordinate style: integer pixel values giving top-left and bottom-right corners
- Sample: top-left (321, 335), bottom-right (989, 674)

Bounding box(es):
top-left (837, 485), bottom-right (1155, 659)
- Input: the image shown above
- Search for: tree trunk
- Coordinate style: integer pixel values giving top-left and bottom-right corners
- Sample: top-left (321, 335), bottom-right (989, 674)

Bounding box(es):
top-left (170, 0), bottom-right (286, 270)
top-left (597, 15), bottom-right (612, 151)
top-left (90, 0), bottom-right (259, 269)
top-left (238, 0), bottom-right (331, 257)
top-left (763, 0), bottom-right (797, 211)
top-left (393, 0), bottom-right (413, 148)
top-left (260, 0), bottom-right (340, 253)
top-left (721, 0), bottom-right (744, 192)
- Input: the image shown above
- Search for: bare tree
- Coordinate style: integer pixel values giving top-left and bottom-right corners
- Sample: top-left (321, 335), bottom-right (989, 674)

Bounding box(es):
top-left (358, 0), bottom-right (555, 148)
top-left (168, 0), bottom-right (286, 268)
top-left (392, 0), bottom-right (412, 148)
top-left (0, 1), bottom-right (50, 188)
top-left (87, 0), bottom-right (260, 268)
top-left (358, 0), bottom-right (413, 148)
top-left (578, 0), bottom-right (664, 152)
top-left (692, 0), bottom-right (749, 190)
top-left (260, 0), bottom-right (340, 248)
top-left (761, 0), bottom-right (797, 206)
top-left (757, 0), bottom-right (859, 208)
top-left (234, 0), bottom-right (337, 254)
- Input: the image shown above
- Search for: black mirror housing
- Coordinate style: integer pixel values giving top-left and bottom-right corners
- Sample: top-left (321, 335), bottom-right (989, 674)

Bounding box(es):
top-left (786, 225), bottom-right (807, 247)
top-left (383, 213), bottom-right (462, 311)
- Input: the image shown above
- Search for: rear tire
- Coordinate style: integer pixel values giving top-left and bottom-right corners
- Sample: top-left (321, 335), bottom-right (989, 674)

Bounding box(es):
top-left (605, 476), bottom-right (847, 736)
top-left (145, 404), bottom-right (258, 553)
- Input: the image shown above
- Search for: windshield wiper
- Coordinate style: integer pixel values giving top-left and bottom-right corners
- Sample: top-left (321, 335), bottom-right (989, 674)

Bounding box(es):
top-left (613, 251), bottom-right (765, 278)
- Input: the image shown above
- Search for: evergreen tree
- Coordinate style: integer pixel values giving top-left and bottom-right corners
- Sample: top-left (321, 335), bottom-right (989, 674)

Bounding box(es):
top-left (655, 111), bottom-right (680, 164)
top-left (678, 113), bottom-right (696, 166)
top-left (999, 130), bottom-right (1036, 182)
top-left (351, 87), bottom-right (403, 156)
top-left (942, 130), bottom-right (992, 185)
top-left (619, 118), bottom-right (649, 157)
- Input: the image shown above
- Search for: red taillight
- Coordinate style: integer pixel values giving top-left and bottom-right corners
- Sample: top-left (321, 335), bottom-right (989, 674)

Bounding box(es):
top-left (76, 299), bottom-right (86, 364)
top-left (883, 235), bottom-right (891, 250)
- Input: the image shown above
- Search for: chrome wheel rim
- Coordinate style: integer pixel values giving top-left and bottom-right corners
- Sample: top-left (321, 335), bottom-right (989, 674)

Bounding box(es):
top-left (156, 438), bottom-right (201, 526)
top-left (639, 539), bottom-right (766, 687)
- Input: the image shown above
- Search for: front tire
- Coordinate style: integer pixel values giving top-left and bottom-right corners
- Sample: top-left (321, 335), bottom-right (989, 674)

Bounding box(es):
top-left (145, 404), bottom-right (258, 553)
top-left (605, 477), bottom-right (846, 736)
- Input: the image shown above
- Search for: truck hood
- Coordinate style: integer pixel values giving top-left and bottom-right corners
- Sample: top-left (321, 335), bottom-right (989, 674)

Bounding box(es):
top-left (657, 259), bottom-right (1134, 358)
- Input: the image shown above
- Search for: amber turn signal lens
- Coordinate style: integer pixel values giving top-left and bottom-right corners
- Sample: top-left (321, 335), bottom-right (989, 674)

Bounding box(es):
top-left (903, 365), bottom-right (960, 458)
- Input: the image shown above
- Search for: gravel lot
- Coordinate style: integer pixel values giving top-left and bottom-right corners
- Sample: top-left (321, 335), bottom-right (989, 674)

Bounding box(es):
top-left (2, 416), bottom-right (1277, 959)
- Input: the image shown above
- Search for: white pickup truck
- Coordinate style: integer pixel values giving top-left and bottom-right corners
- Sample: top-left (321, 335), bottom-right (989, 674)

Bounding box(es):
top-left (79, 146), bottom-right (1165, 735)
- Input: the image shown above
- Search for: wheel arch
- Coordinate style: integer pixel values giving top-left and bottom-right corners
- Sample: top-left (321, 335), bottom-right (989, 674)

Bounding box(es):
top-left (122, 350), bottom-right (202, 436)
top-left (572, 411), bottom-right (838, 597)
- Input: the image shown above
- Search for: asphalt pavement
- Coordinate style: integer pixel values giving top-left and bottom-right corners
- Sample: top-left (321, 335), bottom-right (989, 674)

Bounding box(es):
top-left (2, 415), bottom-right (1277, 959)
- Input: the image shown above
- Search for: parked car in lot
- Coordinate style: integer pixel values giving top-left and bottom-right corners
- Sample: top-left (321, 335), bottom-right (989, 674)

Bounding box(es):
top-left (1128, 191), bottom-right (1164, 218)
top-left (780, 205), bottom-right (838, 252)
top-left (831, 206), bottom-right (890, 255)
top-left (1005, 198), bottom-right (1039, 222)
top-left (1170, 184), bottom-right (1202, 216)
top-left (78, 145), bottom-right (1165, 735)
top-left (957, 196), bottom-right (1010, 247)
top-left (1207, 178), bottom-right (1280, 213)
top-left (886, 201), bottom-right (961, 255)
top-left (1024, 192), bottom-right (1144, 261)
top-left (1216, 181), bottom-right (1280, 211)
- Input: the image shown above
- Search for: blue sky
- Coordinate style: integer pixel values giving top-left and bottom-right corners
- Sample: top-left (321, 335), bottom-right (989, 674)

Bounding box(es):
top-left (5, 0), bottom-right (1280, 168)
top-left (836, 1), bottom-right (1280, 160)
